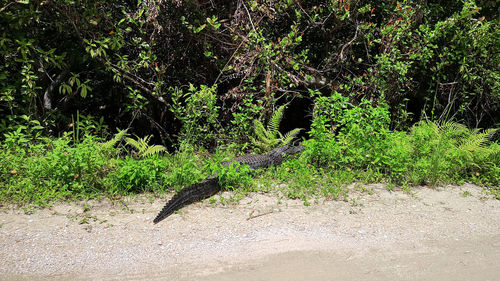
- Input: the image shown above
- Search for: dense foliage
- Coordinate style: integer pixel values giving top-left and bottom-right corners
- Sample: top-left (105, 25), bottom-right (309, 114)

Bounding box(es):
top-left (1, 0), bottom-right (499, 204)
top-left (1, 0), bottom-right (498, 142)
top-left (1, 115), bottom-right (498, 206)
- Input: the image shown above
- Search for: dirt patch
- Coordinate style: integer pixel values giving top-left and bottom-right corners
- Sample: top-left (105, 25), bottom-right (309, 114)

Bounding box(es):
top-left (1, 184), bottom-right (499, 280)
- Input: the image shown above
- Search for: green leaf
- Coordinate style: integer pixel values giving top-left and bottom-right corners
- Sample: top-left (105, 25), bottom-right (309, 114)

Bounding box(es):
top-left (80, 87), bottom-right (87, 98)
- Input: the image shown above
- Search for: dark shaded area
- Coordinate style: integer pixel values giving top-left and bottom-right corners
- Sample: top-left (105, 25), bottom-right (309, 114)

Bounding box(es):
top-left (281, 97), bottom-right (315, 141)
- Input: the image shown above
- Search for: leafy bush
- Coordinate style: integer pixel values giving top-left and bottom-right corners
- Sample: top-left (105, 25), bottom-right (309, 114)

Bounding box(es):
top-left (161, 146), bottom-right (209, 192)
top-left (0, 126), bottom-right (211, 204)
top-left (1, 133), bottom-right (115, 205)
top-left (215, 161), bottom-right (254, 192)
top-left (374, 0), bottom-right (499, 127)
top-left (171, 84), bottom-right (221, 147)
top-left (304, 91), bottom-right (391, 170)
top-left (105, 156), bottom-right (168, 194)
top-left (304, 98), bottom-right (499, 188)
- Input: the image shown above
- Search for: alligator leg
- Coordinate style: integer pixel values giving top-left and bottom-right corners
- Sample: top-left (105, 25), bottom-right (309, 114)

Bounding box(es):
top-left (153, 176), bottom-right (221, 224)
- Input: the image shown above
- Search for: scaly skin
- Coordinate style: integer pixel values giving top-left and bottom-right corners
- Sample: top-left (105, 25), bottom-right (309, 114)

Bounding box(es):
top-left (153, 144), bottom-right (304, 224)
top-left (153, 175), bottom-right (220, 224)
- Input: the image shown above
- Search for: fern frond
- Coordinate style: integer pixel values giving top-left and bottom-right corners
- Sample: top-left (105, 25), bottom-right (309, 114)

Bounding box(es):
top-left (270, 138), bottom-right (282, 147)
top-left (440, 121), bottom-right (468, 142)
top-left (141, 145), bottom-right (167, 157)
top-left (252, 103), bottom-right (301, 152)
top-left (253, 120), bottom-right (268, 142)
top-left (253, 140), bottom-right (270, 152)
top-left (427, 120), bottom-right (440, 136)
top-left (282, 128), bottom-right (303, 145)
top-left (125, 136), bottom-right (146, 152)
top-left (99, 129), bottom-right (128, 151)
top-left (125, 135), bottom-right (166, 158)
top-left (268, 104), bottom-right (286, 138)
top-left (440, 121), bottom-right (467, 135)
top-left (458, 128), bottom-right (497, 153)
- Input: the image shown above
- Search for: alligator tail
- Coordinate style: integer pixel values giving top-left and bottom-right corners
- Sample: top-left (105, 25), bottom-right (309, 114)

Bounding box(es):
top-left (153, 176), bottom-right (221, 224)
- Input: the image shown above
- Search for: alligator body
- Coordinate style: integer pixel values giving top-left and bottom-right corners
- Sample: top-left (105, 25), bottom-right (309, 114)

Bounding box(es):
top-left (153, 144), bottom-right (304, 224)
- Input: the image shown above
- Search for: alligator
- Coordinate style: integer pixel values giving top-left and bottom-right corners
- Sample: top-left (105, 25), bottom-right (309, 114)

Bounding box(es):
top-left (153, 144), bottom-right (305, 224)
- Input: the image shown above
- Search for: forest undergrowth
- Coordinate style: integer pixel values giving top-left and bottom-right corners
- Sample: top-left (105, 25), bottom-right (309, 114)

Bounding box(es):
top-left (1, 100), bottom-right (498, 208)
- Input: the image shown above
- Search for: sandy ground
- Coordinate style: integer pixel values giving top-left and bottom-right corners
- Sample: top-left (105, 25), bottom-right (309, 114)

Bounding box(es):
top-left (0, 183), bottom-right (499, 281)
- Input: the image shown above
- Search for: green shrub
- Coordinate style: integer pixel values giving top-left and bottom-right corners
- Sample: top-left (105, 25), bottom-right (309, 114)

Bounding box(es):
top-left (381, 131), bottom-right (414, 183)
top-left (162, 147), bottom-right (209, 192)
top-left (105, 156), bottom-right (169, 194)
top-left (304, 91), bottom-right (391, 170)
top-left (302, 92), bottom-right (348, 167)
top-left (170, 84), bottom-right (221, 147)
top-left (303, 91), bottom-right (499, 189)
top-left (0, 133), bottom-right (116, 205)
top-left (215, 161), bottom-right (254, 192)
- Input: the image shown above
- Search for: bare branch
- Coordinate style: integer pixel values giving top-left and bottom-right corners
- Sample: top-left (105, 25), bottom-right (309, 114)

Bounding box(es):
top-left (339, 25), bottom-right (359, 61)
